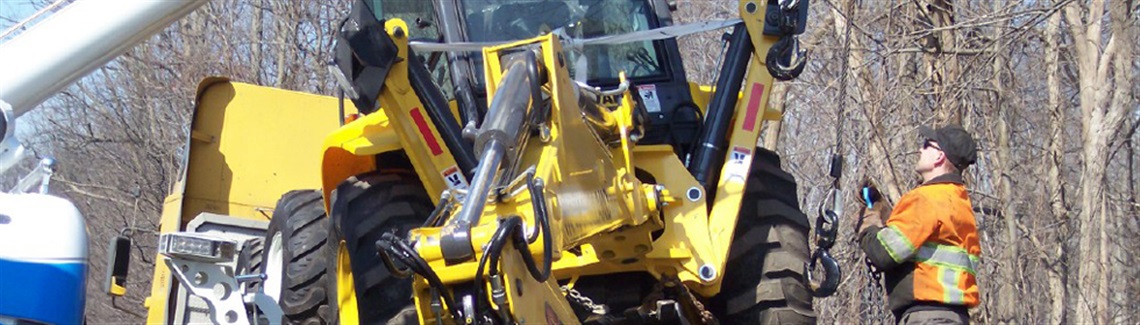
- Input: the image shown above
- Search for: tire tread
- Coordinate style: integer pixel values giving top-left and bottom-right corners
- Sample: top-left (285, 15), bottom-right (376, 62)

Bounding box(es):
top-left (712, 147), bottom-right (816, 325)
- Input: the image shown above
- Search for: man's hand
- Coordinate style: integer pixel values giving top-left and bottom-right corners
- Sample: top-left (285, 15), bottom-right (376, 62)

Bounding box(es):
top-left (858, 204), bottom-right (887, 234)
top-left (856, 179), bottom-right (888, 234)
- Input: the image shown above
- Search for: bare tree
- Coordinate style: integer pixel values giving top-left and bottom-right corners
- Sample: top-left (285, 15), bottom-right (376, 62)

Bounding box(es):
top-left (1060, 1), bottom-right (1135, 323)
top-left (1042, 4), bottom-right (1070, 323)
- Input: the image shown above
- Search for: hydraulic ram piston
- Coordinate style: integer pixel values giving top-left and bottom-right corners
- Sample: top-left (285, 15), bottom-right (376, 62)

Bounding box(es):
top-left (439, 53), bottom-right (537, 264)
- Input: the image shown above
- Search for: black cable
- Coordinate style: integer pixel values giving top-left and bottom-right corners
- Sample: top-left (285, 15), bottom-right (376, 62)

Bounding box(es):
top-left (375, 238), bottom-right (413, 278)
top-left (376, 233), bottom-right (465, 322)
top-left (486, 217), bottom-right (551, 284)
top-left (474, 217), bottom-right (519, 322)
top-left (470, 174), bottom-right (553, 322)
top-left (666, 102), bottom-right (704, 162)
top-left (481, 180), bottom-right (553, 282)
top-left (487, 217), bottom-right (521, 277)
top-left (386, 176), bottom-right (554, 322)
top-left (523, 177), bottom-right (553, 282)
top-left (524, 50), bottom-right (547, 126)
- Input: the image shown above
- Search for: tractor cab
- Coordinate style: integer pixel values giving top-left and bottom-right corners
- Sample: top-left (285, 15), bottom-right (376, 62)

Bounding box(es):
top-left (367, 0), bottom-right (701, 152)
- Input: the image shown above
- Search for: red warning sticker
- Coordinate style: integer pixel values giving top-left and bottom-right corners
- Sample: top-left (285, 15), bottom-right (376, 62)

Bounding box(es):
top-left (441, 165), bottom-right (468, 190)
top-left (725, 146), bottom-right (753, 182)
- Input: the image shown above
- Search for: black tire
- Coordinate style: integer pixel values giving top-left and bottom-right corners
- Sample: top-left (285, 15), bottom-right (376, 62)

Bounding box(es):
top-left (262, 190), bottom-right (332, 324)
top-left (237, 237), bottom-right (267, 323)
top-left (238, 237), bottom-right (265, 290)
top-left (710, 148), bottom-right (816, 324)
top-left (237, 234), bottom-right (267, 321)
top-left (327, 171), bottom-right (433, 324)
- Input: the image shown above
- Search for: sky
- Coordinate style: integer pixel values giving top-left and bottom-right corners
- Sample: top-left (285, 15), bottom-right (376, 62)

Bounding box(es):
top-left (1, 0), bottom-right (67, 150)
top-left (1, 0), bottom-right (54, 41)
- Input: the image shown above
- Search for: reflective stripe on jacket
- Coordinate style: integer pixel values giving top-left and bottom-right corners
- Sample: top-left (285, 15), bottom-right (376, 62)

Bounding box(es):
top-left (859, 173), bottom-right (981, 315)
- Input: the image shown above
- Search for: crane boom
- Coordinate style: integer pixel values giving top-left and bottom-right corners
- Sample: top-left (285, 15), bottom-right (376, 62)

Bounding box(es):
top-left (0, 0), bottom-right (208, 118)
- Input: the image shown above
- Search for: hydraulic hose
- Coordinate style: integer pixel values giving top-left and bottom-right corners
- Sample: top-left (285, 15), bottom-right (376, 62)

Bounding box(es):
top-left (522, 176), bottom-right (552, 282)
top-left (473, 176), bottom-right (552, 320)
top-left (376, 233), bottom-right (464, 322)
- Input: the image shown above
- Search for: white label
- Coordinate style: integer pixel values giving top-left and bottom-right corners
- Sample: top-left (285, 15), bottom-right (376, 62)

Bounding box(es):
top-left (724, 146), bottom-right (752, 183)
top-left (441, 166), bottom-right (469, 190)
top-left (637, 84), bottom-right (662, 113)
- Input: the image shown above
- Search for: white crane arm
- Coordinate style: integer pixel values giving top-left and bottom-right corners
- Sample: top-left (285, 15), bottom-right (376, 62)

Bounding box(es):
top-left (0, 0), bottom-right (208, 118)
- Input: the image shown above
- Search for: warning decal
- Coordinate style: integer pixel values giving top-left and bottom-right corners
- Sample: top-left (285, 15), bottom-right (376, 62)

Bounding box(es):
top-left (637, 84), bottom-right (662, 113)
top-left (441, 166), bottom-right (469, 190)
top-left (724, 146), bottom-right (753, 182)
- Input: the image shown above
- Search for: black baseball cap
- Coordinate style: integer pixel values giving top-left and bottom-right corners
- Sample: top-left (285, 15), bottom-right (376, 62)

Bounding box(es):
top-left (919, 124), bottom-right (978, 170)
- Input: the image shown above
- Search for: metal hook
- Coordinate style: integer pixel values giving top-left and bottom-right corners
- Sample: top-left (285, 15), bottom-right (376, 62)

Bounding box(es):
top-left (803, 248), bottom-right (840, 297)
top-left (766, 36), bottom-right (808, 81)
top-left (814, 209), bottom-right (839, 250)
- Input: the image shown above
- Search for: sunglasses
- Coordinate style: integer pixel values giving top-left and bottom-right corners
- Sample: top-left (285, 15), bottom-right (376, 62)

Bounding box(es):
top-left (923, 139), bottom-right (942, 151)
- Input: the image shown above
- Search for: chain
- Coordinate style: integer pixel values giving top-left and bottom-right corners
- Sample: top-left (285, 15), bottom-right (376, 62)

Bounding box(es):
top-left (854, 190), bottom-right (889, 324)
top-left (561, 286), bottom-right (608, 315)
top-left (860, 258), bottom-right (888, 325)
top-left (673, 280), bottom-right (718, 325)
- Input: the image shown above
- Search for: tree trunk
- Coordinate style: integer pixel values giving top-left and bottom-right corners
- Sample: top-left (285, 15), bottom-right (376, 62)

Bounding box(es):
top-left (1105, 4), bottom-right (1134, 323)
top-left (1063, 1), bottom-right (1133, 323)
top-left (762, 82), bottom-right (788, 150)
top-left (833, 0), bottom-right (905, 200)
top-left (1043, 7), bottom-right (1068, 324)
top-left (1129, 122), bottom-right (1139, 325)
top-left (988, 1), bottom-right (1020, 322)
top-left (919, 0), bottom-right (960, 125)
top-left (251, 0), bottom-right (264, 85)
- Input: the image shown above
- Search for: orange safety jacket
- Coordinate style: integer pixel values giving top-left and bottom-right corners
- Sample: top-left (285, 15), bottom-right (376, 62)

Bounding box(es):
top-left (859, 173), bottom-right (981, 317)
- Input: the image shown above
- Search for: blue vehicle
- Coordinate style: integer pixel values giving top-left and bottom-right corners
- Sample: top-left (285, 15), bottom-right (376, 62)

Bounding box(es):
top-left (0, 192), bottom-right (87, 325)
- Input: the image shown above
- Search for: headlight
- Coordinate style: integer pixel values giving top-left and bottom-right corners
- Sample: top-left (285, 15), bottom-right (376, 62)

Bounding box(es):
top-left (158, 233), bottom-right (236, 262)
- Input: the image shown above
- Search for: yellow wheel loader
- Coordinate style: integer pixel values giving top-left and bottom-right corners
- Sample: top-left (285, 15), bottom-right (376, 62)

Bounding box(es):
top-left (132, 0), bottom-right (837, 324)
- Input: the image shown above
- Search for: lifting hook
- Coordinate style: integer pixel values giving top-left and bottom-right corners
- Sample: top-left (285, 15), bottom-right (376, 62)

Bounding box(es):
top-left (803, 208), bottom-right (840, 297)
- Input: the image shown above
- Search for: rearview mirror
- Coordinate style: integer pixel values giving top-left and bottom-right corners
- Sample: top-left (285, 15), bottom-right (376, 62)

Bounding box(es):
top-left (104, 236), bottom-right (131, 296)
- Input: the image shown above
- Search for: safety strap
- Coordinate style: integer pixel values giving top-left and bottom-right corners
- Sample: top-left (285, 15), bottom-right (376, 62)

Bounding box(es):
top-left (408, 19), bottom-right (742, 53)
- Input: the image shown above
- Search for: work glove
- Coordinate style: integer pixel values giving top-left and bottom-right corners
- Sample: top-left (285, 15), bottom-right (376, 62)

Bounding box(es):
top-left (856, 180), bottom-right (888, 234)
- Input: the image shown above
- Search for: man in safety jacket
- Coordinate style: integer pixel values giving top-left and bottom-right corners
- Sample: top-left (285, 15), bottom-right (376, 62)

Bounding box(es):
top-left (857, 124), bottom-right (981, 325)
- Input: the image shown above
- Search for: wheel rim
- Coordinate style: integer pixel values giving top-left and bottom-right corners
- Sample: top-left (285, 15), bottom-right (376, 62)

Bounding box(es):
top-left (335, 241), bottom-right (360, 323)
top-left (264, 231), bottom-right (285, 302)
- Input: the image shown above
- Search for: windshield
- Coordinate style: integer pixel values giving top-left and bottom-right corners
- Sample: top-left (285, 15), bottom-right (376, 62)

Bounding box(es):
top-left (366, 0), bottom-right (440, 40)
top-left (462, 0), bottom-right (666, 82)
top-left (366, 0), bottom-right (454, 99)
